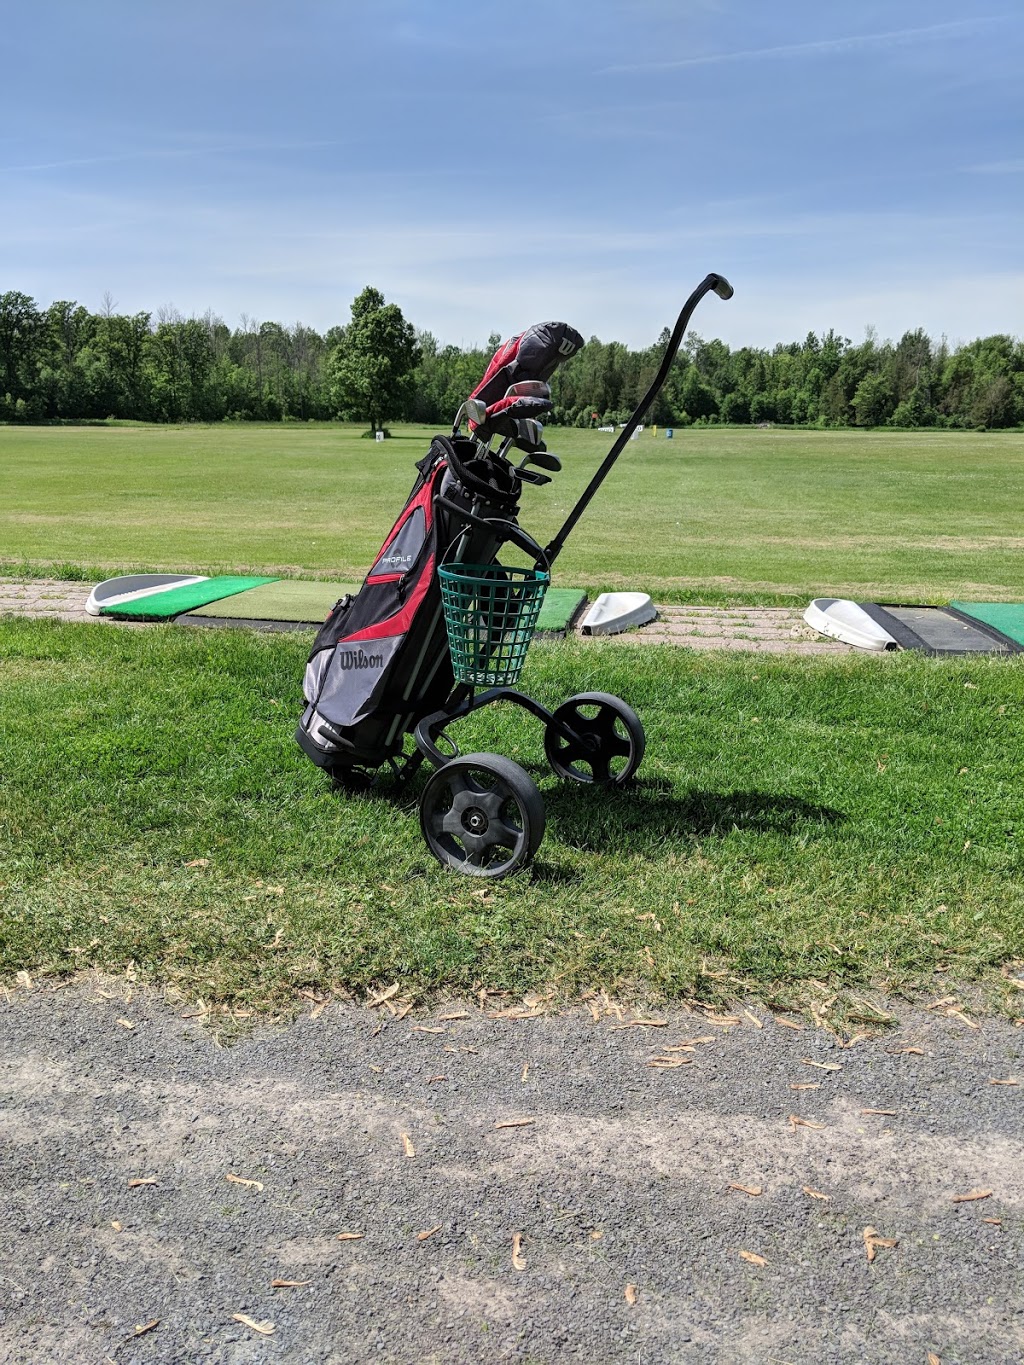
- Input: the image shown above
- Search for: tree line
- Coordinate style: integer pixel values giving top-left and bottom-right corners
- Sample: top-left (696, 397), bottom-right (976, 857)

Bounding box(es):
top-left (2, 286), bottom-right (1022, 431)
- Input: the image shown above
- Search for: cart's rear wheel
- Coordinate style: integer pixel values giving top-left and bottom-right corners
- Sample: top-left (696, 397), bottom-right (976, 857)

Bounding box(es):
top-left (544, 692), bottom-right (645, 785)
top-left (419, 753), bottom-right (545, 877)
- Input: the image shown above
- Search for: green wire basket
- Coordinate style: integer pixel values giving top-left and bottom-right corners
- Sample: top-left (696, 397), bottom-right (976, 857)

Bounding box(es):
top-left (438, 562), bottom-right (551, 686)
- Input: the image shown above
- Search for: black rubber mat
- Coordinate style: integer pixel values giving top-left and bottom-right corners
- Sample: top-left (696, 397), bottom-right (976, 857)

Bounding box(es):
top-left (858, 604), bottom-right (1022, 656)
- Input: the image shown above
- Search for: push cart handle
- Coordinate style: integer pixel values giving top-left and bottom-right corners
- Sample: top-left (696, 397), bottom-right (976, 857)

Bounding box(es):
top-left (543, 272), bottom-right (733, 567)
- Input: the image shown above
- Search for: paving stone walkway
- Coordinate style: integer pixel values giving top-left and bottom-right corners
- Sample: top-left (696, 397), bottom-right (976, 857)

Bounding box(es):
top-left (602, 603), bottom-right (854, 655)
top-left (0, 577), bottom-right (98, 623)
top-left (0, 578), bottom-right (855, 655)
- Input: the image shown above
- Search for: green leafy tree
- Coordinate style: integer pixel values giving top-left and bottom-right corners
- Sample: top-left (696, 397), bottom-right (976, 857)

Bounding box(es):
top-left (145, 317), bottom-right (217, 421)
top-left (851, 372), bottom-right (895, 427)
top-left (81, 309), bottom-right (152, 418)
top-left (720, 390), bottom-right (751, 424)
top-left (36, 301), bottom-right (95, 417)
top-left (328, 286), bottom-right (420, 433)
top-left (0, 291), bottom-right (43, 412)
top-left (678, 364), bottom-right (718, 421)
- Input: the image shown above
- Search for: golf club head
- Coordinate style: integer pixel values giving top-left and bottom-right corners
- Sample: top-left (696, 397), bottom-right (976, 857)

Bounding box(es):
top-left (464, 397), bottom-right (488, 427)
top-left (504, 380), bottom-right (551, 401)
top-left (517, 466), bottom-right (552, 486)
top-left (509, 417), bottom-right (545, 452)
top-left (524, 448), bottom-right (561, 472)
top-left (471, 394), bottom-right (552, 442)
top-left (489, 394), bottom-right (552, 423)
top-left (513, 414), bottom-right (546, 447)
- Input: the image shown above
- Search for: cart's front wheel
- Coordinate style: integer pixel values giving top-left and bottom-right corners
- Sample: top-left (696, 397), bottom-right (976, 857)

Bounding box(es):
top-left (419, 753), bottom-right (545, 877)
top-left (545, 692), bottom-right (645, 785)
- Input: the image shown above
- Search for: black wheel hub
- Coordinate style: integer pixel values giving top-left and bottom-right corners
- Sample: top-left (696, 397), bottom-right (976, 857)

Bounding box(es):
top-left (462, 805), bottom-right (489, 835)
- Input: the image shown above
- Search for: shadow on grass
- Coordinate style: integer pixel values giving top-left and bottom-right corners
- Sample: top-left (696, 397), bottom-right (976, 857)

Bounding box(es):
top-left (543, 784), bottom-right (844, 852)
top-left (341, 761), bottom-right (843, 859)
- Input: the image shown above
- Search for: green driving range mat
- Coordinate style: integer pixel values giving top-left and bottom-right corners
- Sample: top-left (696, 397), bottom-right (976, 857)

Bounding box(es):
top-left (184, 579), bottom-right (360, 623)
top-left (950, 601), bottom-right (1024, 648)
top-left (535, 588), bottom-right (588, 634)
top-left (179, 580), bottom-right (586, 633)
top-left (101, 576), bottom-right (278, 619)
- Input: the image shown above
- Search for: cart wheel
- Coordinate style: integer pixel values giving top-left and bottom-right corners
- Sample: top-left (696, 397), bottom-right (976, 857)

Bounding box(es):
top-left (419, 753), bottom-right (546, 878)
top-left (544, 692), bottom-right (646, 785)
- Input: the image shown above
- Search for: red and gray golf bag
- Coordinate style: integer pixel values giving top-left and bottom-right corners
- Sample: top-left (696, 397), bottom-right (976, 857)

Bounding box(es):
top-left (296, 321), bottom-right (583, 781)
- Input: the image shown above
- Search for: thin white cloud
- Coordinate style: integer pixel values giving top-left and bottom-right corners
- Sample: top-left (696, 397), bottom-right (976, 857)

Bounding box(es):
top-left (600, 18), bottom-right (1004, 74)
top-left (965, 159), bottom-right (1024, 174)
top-left (0, 139), bottom-right (346, 175)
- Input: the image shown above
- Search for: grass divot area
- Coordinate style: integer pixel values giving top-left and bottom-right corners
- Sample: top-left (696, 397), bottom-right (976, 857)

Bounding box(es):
top-left (1, 618), bottom-right (1023, 1016)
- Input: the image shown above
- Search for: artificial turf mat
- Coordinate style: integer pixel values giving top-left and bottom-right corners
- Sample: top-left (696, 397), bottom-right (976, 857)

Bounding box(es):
top-left (178, 581), bottom-right (587, 634)
top-left (101, 576), bottom-right (278, 619)
top-left (185, 579), bottom-right (360, 623)
top-left (535, 588), bottom-right (588, 633)
top-left (951, 601), bottom-right (1024, 648)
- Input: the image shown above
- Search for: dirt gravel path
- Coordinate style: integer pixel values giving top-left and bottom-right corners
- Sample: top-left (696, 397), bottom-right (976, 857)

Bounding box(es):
top-left (1, 980), bottom-right (1021, 1364)
top-left (0, 578), bottom-right (854, 655)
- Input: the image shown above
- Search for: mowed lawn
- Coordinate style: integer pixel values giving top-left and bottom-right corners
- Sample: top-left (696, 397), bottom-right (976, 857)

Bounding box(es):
top-left (1, 619), bottom-right (1023, 1016)
top-left (3, 422), bottom-right (1024, 1016)
top-left (3, 423), bottom-right (1024, 604)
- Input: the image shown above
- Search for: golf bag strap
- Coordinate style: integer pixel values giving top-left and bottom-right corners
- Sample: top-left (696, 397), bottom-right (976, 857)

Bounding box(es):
top-left (436, 495), bottom-right (549, 572)
top-left (436, 434), bottom-right (497, 502)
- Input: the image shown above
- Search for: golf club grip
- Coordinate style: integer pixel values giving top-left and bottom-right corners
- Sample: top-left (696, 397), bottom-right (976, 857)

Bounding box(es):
top-left (543, 273), bottom-right (733, 565)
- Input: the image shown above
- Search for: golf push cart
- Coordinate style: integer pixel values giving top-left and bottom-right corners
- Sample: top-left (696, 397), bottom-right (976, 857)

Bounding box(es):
top-left (296, 272), bottom-right (733, 877)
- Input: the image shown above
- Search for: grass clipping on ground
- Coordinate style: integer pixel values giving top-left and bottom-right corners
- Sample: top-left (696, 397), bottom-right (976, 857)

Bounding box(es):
top-left (1, 619), bottom-right (1022, 1017)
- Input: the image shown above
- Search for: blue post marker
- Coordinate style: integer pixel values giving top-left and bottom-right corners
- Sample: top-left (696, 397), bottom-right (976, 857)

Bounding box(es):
top-left (666, 428), bottom-right (673, 439)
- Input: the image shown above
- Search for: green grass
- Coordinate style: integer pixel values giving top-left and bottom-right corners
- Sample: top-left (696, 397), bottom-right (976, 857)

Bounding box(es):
top-left (2, 618), bottom-right (1022, 1016)
top-left (3, 424), bottom-right (1024, 605)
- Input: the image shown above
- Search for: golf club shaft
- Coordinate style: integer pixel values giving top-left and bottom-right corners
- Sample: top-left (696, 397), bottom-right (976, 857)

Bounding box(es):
top-left (543, 272), bottom-right (732, 567)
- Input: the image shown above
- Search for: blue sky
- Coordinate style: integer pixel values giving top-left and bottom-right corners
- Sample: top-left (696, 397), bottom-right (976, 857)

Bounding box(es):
top-left (3, 0), bottom-right (1021, 350)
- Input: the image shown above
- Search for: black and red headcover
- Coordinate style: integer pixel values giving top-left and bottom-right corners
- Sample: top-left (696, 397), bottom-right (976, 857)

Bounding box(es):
top-left (468, 321), bottom-right (584, 411)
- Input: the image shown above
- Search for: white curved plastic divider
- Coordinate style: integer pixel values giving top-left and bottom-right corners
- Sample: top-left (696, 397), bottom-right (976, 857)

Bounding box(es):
top-left (580, 591), bottom-right (657, 636)
top-left (803, 598), bottom-right (898, 652)
top-left (85, 573), bottom-right (208, 616)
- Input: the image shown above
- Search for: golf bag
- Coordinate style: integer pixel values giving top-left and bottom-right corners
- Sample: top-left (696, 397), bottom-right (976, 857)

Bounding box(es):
top-left (295, 434), bottom-right (523, 776)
